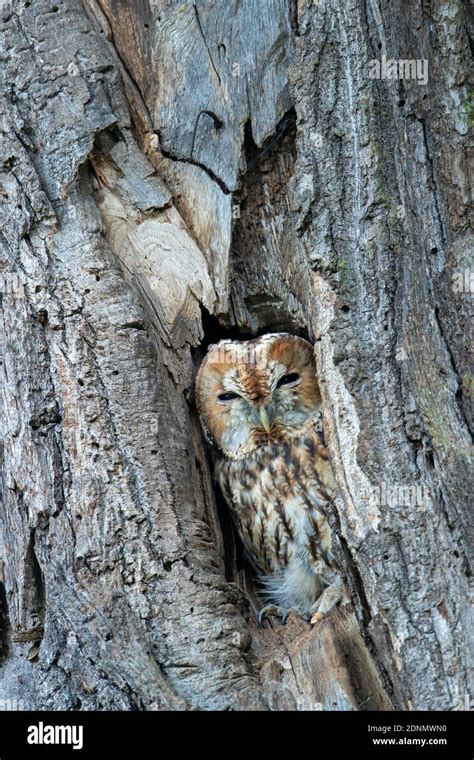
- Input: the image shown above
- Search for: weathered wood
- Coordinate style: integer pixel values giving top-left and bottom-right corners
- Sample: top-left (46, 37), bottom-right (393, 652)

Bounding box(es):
top-left (0, 0), bottom-right (471, 711)
top-left (254, 607), bottom-right (392, 711)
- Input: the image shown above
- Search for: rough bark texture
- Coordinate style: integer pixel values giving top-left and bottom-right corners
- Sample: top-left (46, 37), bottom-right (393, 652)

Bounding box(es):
top-left (0, 0), bottom-right (472, 711)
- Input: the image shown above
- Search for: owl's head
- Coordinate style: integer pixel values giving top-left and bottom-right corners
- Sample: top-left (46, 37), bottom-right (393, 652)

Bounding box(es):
top-left (195, 333), bottom-right (321, 458)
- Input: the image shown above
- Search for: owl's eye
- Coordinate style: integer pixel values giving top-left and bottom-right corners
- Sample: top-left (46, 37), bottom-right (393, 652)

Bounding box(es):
top-left (277, 372), bottom-right (301, 388)
top-left (218, 392), bottom-right (240, 402)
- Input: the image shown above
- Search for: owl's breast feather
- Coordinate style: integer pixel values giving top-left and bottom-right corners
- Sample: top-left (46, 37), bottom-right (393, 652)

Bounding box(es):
top-left (215, 424), bottom-right (335, 576)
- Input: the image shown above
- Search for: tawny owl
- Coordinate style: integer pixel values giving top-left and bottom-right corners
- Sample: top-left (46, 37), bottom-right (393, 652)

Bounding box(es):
top-left (195, 333), bottom-right (347, 625)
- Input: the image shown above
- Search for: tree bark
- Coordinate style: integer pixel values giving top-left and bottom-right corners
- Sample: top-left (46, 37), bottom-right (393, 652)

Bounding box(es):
top-left (0, 0), bottom-right (471, 711)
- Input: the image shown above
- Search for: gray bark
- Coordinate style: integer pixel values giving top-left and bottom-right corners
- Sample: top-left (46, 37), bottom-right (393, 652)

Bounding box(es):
top-left (0, 0), bottom-right (471, 710)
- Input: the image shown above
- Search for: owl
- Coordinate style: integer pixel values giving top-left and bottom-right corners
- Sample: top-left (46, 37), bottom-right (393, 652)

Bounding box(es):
top-left (195, 333), bottom-right (347, 625)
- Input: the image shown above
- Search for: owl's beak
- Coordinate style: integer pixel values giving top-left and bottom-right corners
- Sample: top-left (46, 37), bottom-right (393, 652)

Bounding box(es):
top-left (259, 406), bottom-right (271, 433)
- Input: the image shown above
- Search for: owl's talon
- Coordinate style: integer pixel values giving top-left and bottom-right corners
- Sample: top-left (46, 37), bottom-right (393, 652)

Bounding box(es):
top-left (309, 576), bottom-right (347, 622)
top-left (258, 604), bottom-right (289, 626)
top-left (258, 604), bottom-right (281, 626)
top-left (258, 605), bottom-right (302, 626)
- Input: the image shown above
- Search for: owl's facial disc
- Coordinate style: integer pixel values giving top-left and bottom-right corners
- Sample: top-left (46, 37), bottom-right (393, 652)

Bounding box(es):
top-left (196, 334), bottom-right (321, 458)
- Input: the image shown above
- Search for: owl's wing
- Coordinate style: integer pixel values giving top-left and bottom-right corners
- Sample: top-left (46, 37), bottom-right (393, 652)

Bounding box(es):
top-left (300, 422), bottom-right (336, 500)
top-left (216, 459), bottom-right (275, 575)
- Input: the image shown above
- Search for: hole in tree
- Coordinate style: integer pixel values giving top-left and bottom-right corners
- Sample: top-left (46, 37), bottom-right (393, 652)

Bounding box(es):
top-left (426, 449), bottom-right (435, 468)
top-left (192, 303), bottom-right (316, 622)
top-left (193, 299), bottom-right (312, 614)
top-left (23, 533), bottom-right (45, 636)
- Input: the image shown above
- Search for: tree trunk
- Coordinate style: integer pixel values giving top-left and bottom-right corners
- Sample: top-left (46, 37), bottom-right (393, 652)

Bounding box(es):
top-left (0, 0), bottom-right (471, 711)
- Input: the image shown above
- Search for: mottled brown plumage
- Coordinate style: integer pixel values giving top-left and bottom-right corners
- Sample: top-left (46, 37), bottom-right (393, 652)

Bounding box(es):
top-left (195, 333), bottom-right (347, 623)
